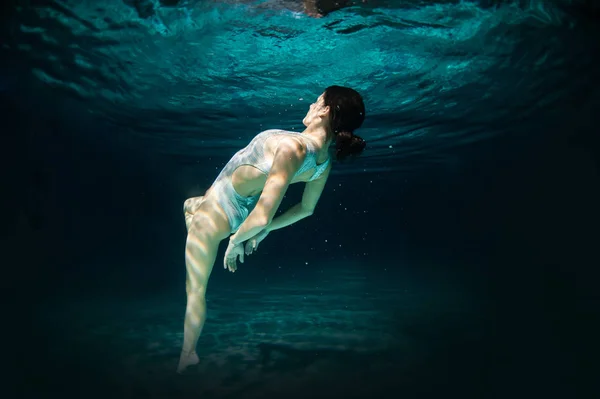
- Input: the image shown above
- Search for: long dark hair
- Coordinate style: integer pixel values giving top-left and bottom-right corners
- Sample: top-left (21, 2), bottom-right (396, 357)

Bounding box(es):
top-left (323, 85), bottom-right (366, 161)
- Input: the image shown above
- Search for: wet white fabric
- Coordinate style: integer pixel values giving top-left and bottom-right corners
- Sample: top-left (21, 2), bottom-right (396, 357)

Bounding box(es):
top-left (210, 129), bottom-right (330, 232)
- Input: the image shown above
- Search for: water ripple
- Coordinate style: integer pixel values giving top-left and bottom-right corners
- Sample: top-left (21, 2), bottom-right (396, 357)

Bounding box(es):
top-left (2, 0), bottom-right (598, 173)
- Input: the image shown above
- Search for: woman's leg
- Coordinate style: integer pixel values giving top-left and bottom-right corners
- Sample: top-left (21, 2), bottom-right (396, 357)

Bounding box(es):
top-left (183, 196), bottom-right (204, 231)
top-left (178, 205), bottom-right (230, 373)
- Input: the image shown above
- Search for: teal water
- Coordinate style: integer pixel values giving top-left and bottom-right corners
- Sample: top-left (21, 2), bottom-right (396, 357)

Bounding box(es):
top-left (4, 1), bottom-right (597, 398)
top-left (3, 0), bottom-right (593, 173)
top-left (37, 264), bottom-right (479, 398)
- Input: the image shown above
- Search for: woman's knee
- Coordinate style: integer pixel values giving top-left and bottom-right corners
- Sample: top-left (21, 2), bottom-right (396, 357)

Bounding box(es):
top-left (183, 197), bottom-right (197, 215)
top-left (184, 195), bottom-right (204, 211)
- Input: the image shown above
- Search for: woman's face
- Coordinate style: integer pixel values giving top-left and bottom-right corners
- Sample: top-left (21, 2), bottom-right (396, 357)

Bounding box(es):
top-left (302, 93), bottom-right (327, 127)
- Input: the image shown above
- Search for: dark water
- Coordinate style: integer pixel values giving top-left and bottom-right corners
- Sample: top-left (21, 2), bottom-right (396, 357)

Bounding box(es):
top-left (2, 1), bottom-right (598, 398)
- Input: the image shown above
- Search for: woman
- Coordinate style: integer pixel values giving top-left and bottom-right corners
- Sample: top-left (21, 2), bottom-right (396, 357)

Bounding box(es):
top-left (178, 85), bottom-right (366, 373)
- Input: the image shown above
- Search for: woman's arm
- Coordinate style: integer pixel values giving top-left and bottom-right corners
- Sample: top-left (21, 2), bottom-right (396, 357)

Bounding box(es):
top-left (229, 138), bottom-right (305, 246)
top-left (264, 203), bottom-right (312, 232)
top-left (266, 161), bottom-right (331, 232)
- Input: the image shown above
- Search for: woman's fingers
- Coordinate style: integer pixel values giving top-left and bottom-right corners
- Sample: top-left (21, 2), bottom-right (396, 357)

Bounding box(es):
top-left (225, 255), bottom-right (235, 272)
top-left (245, 239), bottom-right (258, 255)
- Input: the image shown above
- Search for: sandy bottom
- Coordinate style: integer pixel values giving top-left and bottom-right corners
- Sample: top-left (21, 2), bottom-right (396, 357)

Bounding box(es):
top-left (30, 265), bottom-right (483, 398)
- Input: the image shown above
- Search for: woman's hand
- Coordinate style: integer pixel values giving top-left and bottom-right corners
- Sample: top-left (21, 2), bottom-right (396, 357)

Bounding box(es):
top-left (224, 240), bottom-right (244, 273)
top-left (245, 229), bottom-right (269, 255)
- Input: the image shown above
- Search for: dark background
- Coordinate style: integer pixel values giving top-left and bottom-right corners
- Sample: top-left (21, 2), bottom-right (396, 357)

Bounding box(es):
top-left (2, 1), bottom-right (599, 398)
top-left (5, 78), bottom-right (597, 398)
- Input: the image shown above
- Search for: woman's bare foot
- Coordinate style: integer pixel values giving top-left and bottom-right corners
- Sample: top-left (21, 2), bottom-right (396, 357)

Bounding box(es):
top-left (177, 351), bottom-right (199, 373)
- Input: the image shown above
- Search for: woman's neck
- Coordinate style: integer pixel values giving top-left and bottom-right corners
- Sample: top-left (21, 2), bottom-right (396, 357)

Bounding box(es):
top-left (302, 125), bottom-right (331, 147)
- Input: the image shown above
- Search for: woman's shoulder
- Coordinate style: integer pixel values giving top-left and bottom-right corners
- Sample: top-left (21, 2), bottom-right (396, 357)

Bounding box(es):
top-left (257, 128), bottom-right (295, 136)
top-left (258, 129), bottom-right (308, 157)
top-left (256, 129), bottom-right (304, 147)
